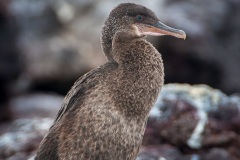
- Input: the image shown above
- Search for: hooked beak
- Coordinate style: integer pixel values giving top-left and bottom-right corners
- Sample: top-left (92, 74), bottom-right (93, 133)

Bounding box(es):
top-left (135, 21), bottom-right (186, 40)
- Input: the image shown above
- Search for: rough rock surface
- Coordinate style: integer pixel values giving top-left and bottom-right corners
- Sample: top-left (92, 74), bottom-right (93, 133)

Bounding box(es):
top-left (141, 84), bottom-right (240, 160)
top-left (0, 118), bottom-right (53, 160)
top-left (0, 84), bottom-right (240, 160)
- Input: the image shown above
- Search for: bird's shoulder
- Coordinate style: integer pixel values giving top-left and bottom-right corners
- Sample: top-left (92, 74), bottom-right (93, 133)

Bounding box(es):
top-left (52, 61), bottom-right (118, 125)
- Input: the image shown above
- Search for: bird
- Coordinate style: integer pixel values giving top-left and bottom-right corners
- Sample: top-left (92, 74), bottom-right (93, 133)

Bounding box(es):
top-left (35, 3), bottom-right (186, 160)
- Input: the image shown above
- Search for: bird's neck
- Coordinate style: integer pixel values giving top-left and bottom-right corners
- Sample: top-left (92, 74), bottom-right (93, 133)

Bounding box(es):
top-left (110, 36), bottom-right (164, 120)
top-left (112, 33), bottom-right (161, 70)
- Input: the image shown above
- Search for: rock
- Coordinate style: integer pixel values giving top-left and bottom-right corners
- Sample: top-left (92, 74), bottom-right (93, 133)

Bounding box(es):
top-left (202, 148), bottom-right (235, 160)
top-left (0, 118), bottom-right (53, 160)
top-left (137, 145), bottom-right (183, 160)
top-left (148, 84), bottom-right (229, 149)
top-left (145, 84), bottom-right (240, 159)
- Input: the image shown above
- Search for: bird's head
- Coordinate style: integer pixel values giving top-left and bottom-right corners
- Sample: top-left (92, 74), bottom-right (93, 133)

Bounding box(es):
top-left (101, 3), bottom-right (186, 61)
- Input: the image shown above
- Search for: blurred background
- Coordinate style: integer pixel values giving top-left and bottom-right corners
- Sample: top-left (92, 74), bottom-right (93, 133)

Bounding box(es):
top-left (0, 0), bottom-right (240, 159)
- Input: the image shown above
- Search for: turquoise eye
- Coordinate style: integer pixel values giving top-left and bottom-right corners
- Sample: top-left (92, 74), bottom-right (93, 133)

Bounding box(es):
top-left (136, 15), bottom-right (143, 20)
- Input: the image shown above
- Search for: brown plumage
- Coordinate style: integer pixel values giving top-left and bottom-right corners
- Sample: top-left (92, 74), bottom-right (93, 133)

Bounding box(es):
top-left (35, 3), bottom-right (186, 160)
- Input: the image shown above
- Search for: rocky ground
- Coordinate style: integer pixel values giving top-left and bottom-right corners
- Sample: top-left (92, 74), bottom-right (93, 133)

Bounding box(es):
top-left (0, 84), bottom-right (240, 160)
top-left (140, 84), bottom-right (240, 160)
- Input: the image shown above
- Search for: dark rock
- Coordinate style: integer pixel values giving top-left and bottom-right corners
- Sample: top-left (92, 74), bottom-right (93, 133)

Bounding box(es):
top-left (158, 0), bottom-right (240, 94)
top-left (0, 0), bottom-right (21, 121)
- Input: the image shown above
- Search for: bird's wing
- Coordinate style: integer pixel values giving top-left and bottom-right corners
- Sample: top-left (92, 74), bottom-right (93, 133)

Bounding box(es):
top-left (51, 62), bottom-right (118, 126)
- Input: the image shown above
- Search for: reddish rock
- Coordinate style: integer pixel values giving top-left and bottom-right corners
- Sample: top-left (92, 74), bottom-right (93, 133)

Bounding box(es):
top-left (145, 84), bottom-right (240, 160)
